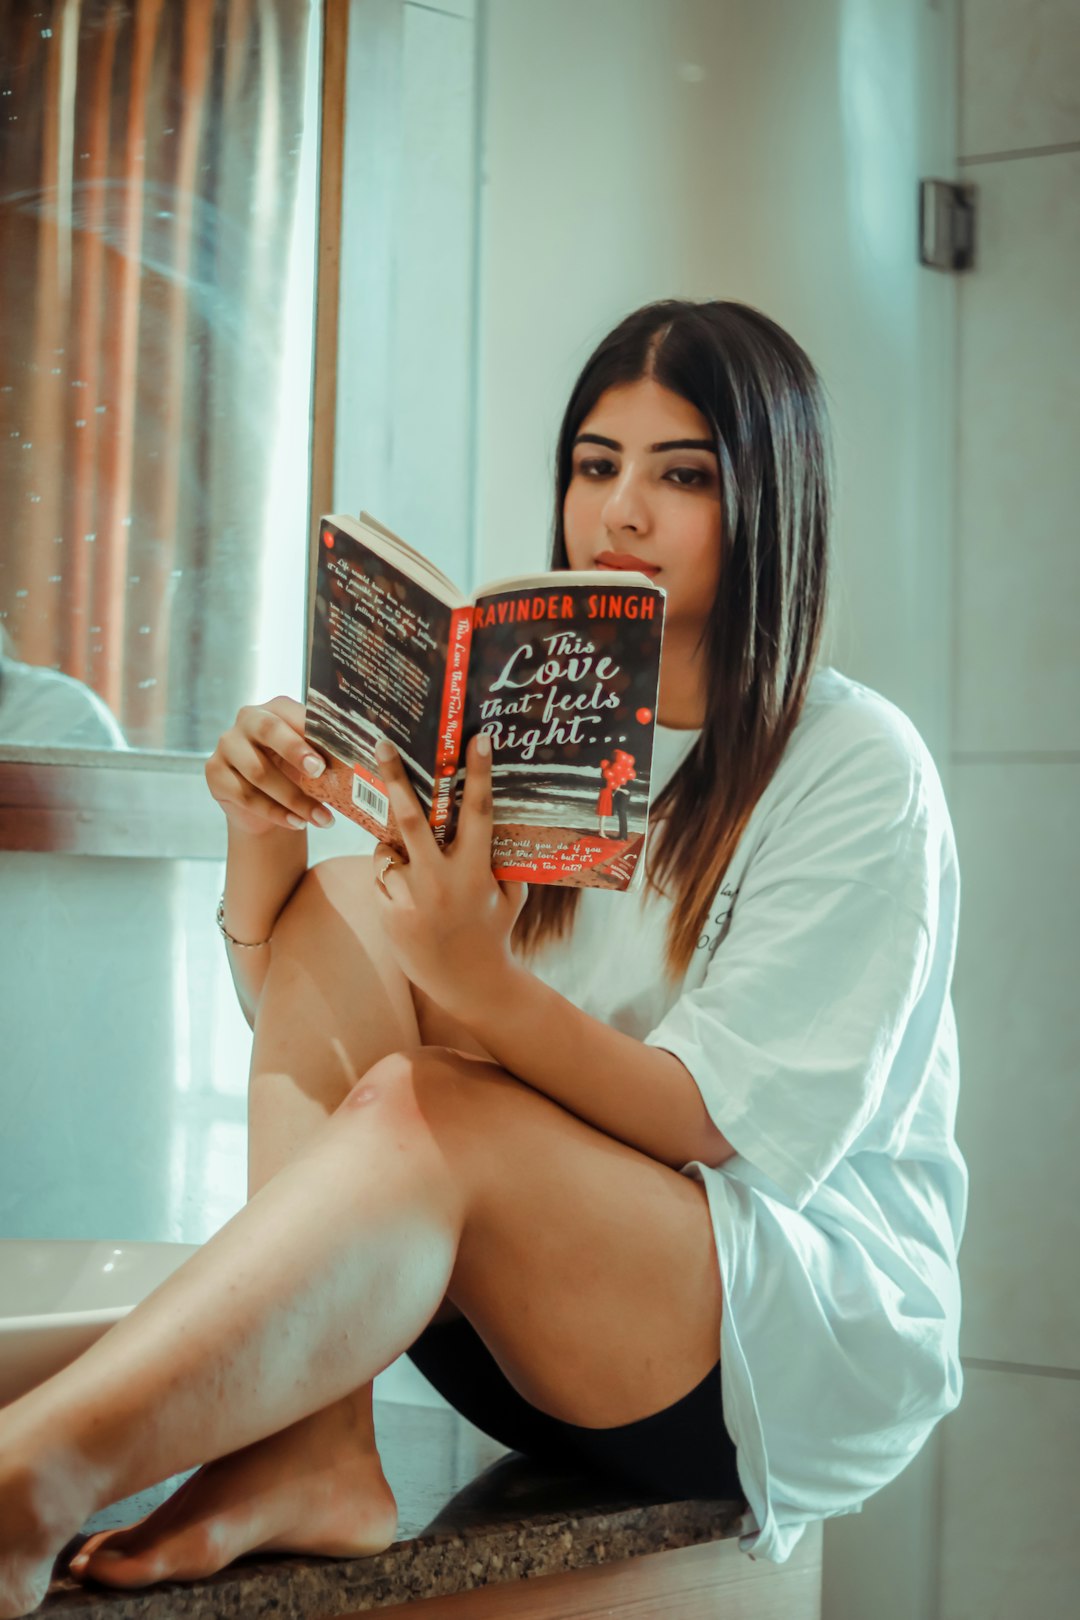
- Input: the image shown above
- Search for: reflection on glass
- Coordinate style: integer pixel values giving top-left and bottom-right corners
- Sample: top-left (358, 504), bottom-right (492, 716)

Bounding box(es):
top-left (0, 623), bottom-right (128, 748)
top-left (0, 0), bottom-right (320, 753)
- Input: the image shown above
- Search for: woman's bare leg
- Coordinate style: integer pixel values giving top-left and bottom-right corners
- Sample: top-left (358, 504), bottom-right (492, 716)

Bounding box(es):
top-left (65, 856), bottom-right (488, 1591)
top-left (0, 1041), bottom-right (464, 1619)
top-left (0, 855), bottom-right (722, 1617)
top-left (0, 1037), bottom-right (723, 1619)
top-left (0, 1037), bottom-right (723, 1617)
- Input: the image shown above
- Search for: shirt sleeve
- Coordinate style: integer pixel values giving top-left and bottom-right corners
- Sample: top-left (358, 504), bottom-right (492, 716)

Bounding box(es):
top-left (643, 726), bottom-right (937, 1211)
top-left (0, 662), bottom-right (130, 749)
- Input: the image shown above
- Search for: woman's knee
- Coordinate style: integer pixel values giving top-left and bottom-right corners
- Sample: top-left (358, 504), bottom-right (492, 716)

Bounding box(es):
top-left (275, 854), bottom-right (376, 944)
top-left (295, 853), bottom-right (375, 911)
top-left (335, 1047), bottom-right (516, 1146)
top-left (335, 1046), bottom-right (460, 1117)
top-left (331, 1051), bottom-right (480, 1212)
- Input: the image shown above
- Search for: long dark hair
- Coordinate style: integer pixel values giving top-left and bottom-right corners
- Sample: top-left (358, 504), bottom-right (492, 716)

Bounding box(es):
top-left (510, 298), bottom-right (835, 982)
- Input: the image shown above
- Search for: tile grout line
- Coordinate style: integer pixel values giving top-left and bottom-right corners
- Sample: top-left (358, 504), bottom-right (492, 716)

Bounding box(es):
top-left (951, 752), bottom-right (1080, 764)
top-left (961, 1357), bottom-right (1080, 1380)
top-left (404, 1), bottom-right (472, 20)
top-left (959, 139), bottom-right (1080, 165)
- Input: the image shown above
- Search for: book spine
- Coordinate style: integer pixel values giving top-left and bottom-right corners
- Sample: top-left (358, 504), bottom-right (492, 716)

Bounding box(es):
top-left (429, 605), bottom-right (474, 843)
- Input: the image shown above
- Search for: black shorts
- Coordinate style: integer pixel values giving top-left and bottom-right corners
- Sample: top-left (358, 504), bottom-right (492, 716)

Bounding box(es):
top-left (406, 1316), bottom-right (744, 1503)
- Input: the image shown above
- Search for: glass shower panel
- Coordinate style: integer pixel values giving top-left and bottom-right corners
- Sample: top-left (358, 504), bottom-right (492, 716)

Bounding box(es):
top-left (0, 0), bottom-right (320, 754)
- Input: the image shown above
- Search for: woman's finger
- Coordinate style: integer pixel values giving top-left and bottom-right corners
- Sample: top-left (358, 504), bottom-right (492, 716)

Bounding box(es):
top-left (452, 732), bottom-right (494, 866)
top-left (371, 840), bottom-right (409, 896)
top-left (220, 737), bottom-right (331, 827)
top-left (373, 741), bottom-right (439, 873)
top-left (216, 758), bottom-right (312, 830)
top-left (498, 878), bottom-right (529, 921)
top-left (261, 694), bottom-right (309, 731)
top-left (241, 702), bottom-right (328, 781)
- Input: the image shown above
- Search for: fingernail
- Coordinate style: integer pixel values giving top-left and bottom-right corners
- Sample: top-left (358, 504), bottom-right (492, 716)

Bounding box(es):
top-left (286, 814), bottom-right (307, 830)
top-left (70, 1552), bottom-right (88, 1572)
top-left (313, 807), bottom-right (334, 826)
top-left (374, 739), bottom-right (395, 763)
top-left (476, 733), bottom-right (491, 757)
top-left (304, 754), bottom-right (325, 776)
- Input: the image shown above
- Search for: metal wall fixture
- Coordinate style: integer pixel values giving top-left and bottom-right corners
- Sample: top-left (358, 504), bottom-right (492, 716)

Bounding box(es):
top-left (919, 178), bottom-right (977, 272)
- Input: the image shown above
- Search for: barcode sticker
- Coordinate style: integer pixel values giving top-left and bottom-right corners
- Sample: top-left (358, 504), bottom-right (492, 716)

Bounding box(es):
top-left (352, 774), bottom-right (390, 826)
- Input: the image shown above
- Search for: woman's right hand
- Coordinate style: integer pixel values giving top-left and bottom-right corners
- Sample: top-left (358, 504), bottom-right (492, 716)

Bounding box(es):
top-left (204, 696), bottom-right (334, 837)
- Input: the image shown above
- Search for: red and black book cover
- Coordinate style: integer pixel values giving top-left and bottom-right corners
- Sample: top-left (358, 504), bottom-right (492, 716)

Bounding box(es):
top-left (461, 580), bottom-right (665, 889)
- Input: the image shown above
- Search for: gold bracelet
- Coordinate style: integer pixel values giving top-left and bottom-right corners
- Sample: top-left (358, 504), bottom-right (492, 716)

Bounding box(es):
top-left (216, 894), bottom-right (272, 949)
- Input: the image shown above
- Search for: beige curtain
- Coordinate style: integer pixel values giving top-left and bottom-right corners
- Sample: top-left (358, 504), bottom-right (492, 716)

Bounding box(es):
top-left (0, 0), bottom-right (314, 750)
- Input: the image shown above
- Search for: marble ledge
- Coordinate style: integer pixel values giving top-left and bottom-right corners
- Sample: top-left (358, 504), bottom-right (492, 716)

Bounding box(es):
top-left (39, 1401), bottom-right (747, 1618)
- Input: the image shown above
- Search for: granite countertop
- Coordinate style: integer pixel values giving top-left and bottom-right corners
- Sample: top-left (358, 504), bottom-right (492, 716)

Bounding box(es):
top-left (38, 1400), bottom-right (746, 1617)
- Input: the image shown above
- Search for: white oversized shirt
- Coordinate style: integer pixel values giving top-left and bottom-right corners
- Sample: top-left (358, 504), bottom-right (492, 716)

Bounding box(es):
top-left (522, 664), bottom-right (967, 1564)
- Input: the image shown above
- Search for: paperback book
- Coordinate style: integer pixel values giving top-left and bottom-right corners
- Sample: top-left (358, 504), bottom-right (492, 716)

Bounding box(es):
top-left (280, 512), bottom-right (667, 890)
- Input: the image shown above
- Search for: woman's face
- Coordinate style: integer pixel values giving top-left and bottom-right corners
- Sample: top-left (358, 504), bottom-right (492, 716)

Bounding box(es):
top-left (562, 377), bottom-right (723, 630)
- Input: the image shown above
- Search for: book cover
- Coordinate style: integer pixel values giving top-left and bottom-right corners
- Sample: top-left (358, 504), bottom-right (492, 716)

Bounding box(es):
top-left (465, 581), bottom-right (664, 889)
top-left (280, 518), bottom-right (457, 844)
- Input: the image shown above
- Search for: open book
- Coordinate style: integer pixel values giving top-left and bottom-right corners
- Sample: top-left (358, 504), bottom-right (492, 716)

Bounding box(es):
top-left (280, 512), bottom-right (667, 890)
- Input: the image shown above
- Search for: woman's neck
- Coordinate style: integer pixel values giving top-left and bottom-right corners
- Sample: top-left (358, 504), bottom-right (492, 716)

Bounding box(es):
top-left (655, 646), bottom-right (706, 730)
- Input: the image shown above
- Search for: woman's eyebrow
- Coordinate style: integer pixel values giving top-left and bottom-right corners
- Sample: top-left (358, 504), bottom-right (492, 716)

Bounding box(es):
top-left (573, 433), bottom-right (716, 453)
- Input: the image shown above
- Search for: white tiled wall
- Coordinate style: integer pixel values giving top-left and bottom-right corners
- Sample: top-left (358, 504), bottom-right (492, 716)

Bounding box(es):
top-left (939, 1368), bottom-right (1080, 1617)
top-left (333, 0), bottom-right (478, 587)
top-left (949, 763), bottom-right (1079, 1370)
top-left (472, 0), bottom-right (958, 761)
top-left (0, 851), bottom-right (252, 1243)
top-left (942, 1), bottom-right (1080, 1615)
top-left (959, 0), bottom-right (1080, 154)
top-left (953, 148), bottom-right (1080, 751)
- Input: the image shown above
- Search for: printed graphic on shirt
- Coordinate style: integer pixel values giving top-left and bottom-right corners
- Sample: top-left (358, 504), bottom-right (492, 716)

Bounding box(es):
top-left (695, 883), bottom-right (742, 959)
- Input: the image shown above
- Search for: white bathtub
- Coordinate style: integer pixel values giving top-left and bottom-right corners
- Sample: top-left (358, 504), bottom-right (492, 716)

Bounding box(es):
top-left (0, 1239), bottom-right (199, 1408)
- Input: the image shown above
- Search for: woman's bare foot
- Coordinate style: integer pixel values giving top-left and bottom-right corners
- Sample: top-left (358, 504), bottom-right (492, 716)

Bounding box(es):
top-left (0, 1527), bottom-right (53, 1620)
top-left (0, 1446), bottom-right (98, 1620)
top-left (68, 1393), bottom-right (397, 1591)
top-left (0, 1465), bottom-right (55, 1620)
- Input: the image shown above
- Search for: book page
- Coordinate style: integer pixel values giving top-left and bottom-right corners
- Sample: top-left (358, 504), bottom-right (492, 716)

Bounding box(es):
top-left (475, 566), bottom-right (652, 599)
top-left (460, 577), bottom-right (666, 889)
top-left (354, 510), bottom-right (465, 602)
top-left (287, 518), bottom-right (455, 836)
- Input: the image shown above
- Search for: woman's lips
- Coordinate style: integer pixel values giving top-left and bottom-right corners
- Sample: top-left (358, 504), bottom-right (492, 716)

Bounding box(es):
top-left (595, 554), bottom-right (661, 575)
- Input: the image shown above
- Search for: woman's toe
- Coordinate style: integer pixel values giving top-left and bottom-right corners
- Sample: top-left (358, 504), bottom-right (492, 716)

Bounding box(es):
top-left (71, 1527), bottom-right (168, 1587)
top-left (69, 1481), bottom-right (225, 1587)
top-left (72, 1517), bottom-right (231, 1588)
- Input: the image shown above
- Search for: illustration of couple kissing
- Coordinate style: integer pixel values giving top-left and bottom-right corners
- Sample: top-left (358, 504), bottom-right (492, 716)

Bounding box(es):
top-left (595, 749), bottom-right (636, 840)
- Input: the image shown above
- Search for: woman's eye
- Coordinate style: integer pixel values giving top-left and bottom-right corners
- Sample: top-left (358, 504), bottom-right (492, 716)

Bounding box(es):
top-left (573, 460), bottom-right (712, 487)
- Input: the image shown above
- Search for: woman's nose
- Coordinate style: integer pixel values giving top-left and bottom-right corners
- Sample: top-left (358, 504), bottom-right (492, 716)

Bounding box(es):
top-left (601, 472), bottom-right (649, 534)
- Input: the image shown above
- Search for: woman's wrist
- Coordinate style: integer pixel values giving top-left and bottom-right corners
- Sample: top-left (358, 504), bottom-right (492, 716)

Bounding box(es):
top-left (217, 895), bottom-right (272, 949)
top-left (436, 956), bottom-right (525, 1032)
top-left (223, 821), bottom-right (309, 949)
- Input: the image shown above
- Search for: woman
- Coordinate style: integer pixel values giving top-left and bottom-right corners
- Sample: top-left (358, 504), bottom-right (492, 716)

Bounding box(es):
top-left (0, 299), bottom-right (966, 1616)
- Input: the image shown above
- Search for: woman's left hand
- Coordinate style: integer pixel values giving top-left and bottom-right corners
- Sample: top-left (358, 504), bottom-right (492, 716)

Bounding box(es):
top-left (371, 733), bottom-right (528, 1020)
